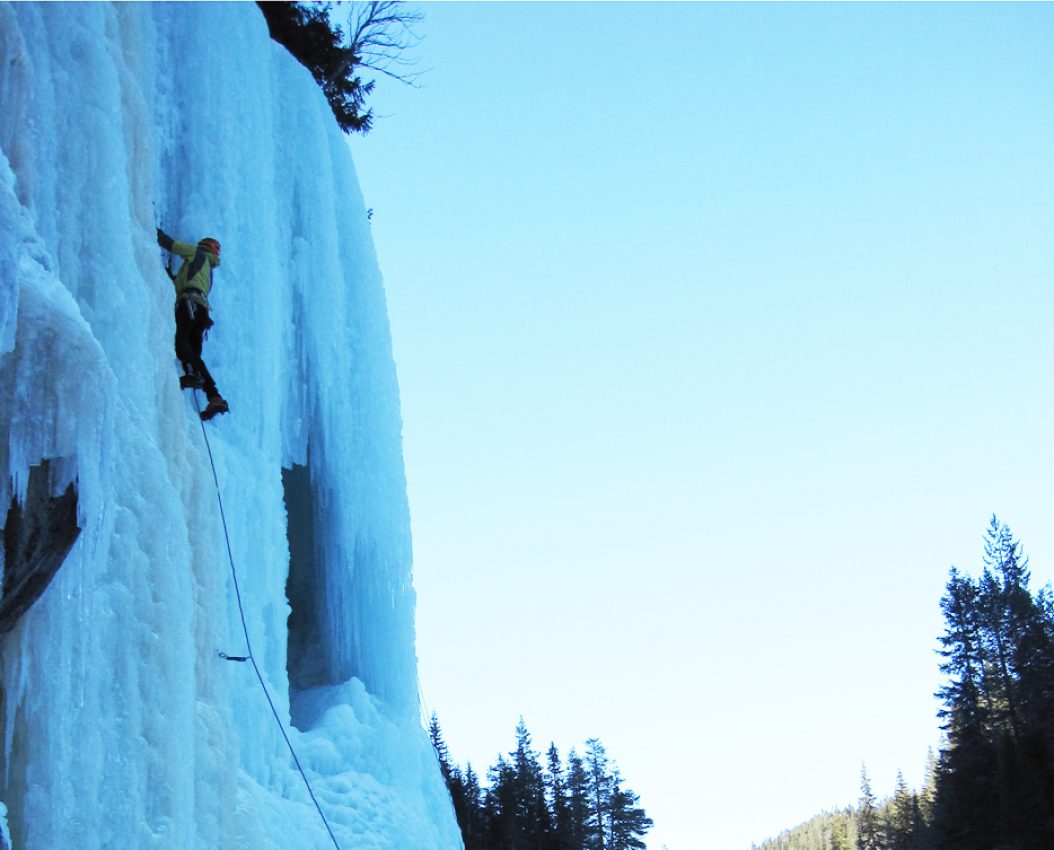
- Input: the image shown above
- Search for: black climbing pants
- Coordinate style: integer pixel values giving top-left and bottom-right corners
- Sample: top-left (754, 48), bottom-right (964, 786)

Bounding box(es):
top-left (174, 296), bottom-right (219, 398)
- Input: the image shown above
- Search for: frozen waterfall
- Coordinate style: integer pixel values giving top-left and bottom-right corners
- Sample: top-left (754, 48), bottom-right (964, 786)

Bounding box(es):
top-left (0, 3), bottom-right (460, 848)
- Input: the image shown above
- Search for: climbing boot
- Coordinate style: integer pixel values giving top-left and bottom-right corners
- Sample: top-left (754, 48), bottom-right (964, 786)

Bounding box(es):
top-left (180, 373), bottom-right (205, 390)
top-left (200, 395), bottom-right (229, 421)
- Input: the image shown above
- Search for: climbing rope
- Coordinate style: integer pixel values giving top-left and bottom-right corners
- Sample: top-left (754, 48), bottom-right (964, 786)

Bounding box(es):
top-left (194, 391), bottom-right (343, 850)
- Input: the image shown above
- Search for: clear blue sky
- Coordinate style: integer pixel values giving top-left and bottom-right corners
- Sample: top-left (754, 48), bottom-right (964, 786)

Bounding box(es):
top-left (351, 3), bottom-right (1054, 848)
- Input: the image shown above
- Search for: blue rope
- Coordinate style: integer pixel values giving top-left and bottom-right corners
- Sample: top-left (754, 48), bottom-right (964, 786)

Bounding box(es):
top-left (195, 392), bottom-right (342, 850)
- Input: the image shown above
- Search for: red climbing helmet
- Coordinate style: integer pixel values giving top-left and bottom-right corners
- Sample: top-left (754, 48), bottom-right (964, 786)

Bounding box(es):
top-left (198, 237), bottom-right (221, 256)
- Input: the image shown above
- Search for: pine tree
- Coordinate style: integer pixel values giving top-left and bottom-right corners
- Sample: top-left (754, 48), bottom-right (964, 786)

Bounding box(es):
top-left (885, 771), bottom-right (914, 850)
top-left (488, 753), bottom-right (521, 849)
top-left (430, 715), bottom-right (479, 848)
top-left (978, 518), bottom-right (1027, 739)
top-left (566, 748), bottom-right (592, 850)
top-left (484, 719), bottom-right (553, 850)
top-left (462, 763), bottom-right (486, 850)
top-left (933, 565), bottom-right (1000, 850)
top-left (545, 743), bottom-right (574, 850)
top-left (429, 713), bottom-right (454, 781)
top-left (936, 567), bottom-right (991, 745)
top-left (856, 765), bottom-right (881, 850)
top-left (918, 749), bottom-right (938, 827)
top-left (512, 719), bottom-right (552, 850)
top-left (931, 518), bottom-right (1054, 850)
top-left (584, 739), bottom-right (612, 850)
top-left (606, 773), bottom-right (653, 850)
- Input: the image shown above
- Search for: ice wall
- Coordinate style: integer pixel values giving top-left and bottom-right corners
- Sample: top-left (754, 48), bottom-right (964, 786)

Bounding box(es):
top-left (0, 4), bottom-right (460, 849)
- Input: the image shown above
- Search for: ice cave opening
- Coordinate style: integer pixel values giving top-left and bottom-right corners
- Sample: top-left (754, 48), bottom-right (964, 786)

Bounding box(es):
top-left (282, 459), bottom-right (350, 731)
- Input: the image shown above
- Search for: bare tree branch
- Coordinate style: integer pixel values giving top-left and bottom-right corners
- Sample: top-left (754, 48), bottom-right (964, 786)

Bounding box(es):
top-left (259, 0), bottom-right (423, 133)
top-left (343, 1), bottom-right (425, 86)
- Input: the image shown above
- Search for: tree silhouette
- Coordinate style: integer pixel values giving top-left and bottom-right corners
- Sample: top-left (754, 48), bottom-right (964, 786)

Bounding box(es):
top-left (257, 1), bottom-right (421, 133)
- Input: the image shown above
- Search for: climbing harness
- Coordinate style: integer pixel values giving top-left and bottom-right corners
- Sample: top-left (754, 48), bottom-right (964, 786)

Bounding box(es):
top-left (194, 391), bottom-right (342, 850)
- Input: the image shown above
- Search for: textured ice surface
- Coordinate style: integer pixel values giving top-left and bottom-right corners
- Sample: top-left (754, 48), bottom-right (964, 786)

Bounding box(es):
top-left (0, 4), bottom-right (459, 848)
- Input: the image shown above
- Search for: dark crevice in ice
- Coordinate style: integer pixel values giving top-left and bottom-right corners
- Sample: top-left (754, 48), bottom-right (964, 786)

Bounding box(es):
top-left (1, 458), bottom-right (80, 636)
top-left (283, 459), bottom-right (352, 730)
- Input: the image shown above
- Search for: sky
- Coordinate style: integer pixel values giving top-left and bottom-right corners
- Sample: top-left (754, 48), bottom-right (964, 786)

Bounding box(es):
top-left (350, 3), bottom-right (1054, 848)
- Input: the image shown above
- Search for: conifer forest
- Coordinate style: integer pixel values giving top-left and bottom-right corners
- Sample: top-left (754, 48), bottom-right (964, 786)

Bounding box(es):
top-left (430, 717), bottom-right (653, 850)
top-left (431, 516), bottom-right (1054, 850)
top-left (753, 517), bottom-right (1054, 850)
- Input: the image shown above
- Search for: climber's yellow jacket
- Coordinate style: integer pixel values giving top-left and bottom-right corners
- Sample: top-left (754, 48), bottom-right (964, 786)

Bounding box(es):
top-left (157, 229), bottom-right (221, 310)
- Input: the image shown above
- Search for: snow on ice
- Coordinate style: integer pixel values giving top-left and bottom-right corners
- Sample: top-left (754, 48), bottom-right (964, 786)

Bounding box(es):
top-left (0, 4), bottom-right (460, 849)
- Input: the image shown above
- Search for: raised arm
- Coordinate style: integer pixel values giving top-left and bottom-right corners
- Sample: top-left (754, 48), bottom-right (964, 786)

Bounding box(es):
top-left (156, 228), bottom-right (196, 259)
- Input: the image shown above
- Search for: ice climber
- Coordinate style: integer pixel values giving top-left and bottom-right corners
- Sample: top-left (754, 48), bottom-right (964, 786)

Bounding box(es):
top-left (156, 227), bottom-right (229, 421)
